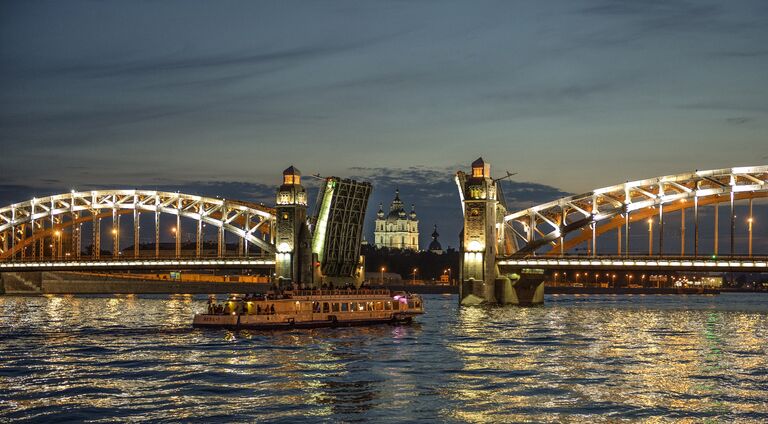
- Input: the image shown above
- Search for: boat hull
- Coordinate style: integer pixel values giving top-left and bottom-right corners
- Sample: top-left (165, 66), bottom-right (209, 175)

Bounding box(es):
top-left (192, 313), bottom-right (415, 330)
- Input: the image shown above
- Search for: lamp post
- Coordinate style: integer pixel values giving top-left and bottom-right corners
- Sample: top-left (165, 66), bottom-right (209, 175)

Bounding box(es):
top-left (647, 218), bottom-right (653, 256)
top-left (172, 227), bottom-right (179, 258)
top-left (412, 268), bottom-right (417, 285)
top-left (53, 230), bottom-right (61, 260)
top-left (380, 266), bottom-right (386, 284)
top-left (554, 272), bottom-right (559, 286)
top-left (748, 217), bottom-right (753, 258)
top-left (111, 228), bottom-right (119, 258)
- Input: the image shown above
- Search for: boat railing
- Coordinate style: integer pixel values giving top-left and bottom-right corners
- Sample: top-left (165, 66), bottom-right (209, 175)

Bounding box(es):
top-left (291, 289), bottom-right (391, 297)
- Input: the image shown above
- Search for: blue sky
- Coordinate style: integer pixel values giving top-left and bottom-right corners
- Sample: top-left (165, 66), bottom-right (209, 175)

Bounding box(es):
top-left (1, 1), bottom-right (767, 248)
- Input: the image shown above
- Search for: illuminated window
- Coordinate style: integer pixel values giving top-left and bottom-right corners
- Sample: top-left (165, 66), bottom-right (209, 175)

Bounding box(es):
top-left (283, 174), bottom-right (300, 185)
top-left (472, 166), bottom-right (484, 177)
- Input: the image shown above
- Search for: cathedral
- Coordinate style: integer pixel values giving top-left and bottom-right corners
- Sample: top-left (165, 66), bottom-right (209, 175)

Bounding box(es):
top-left (374, 189), bottom-right (419, 250)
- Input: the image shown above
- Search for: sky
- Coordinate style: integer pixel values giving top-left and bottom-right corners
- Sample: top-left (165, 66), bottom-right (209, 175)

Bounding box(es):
top-left (1, 0), bottom-right (767, 249)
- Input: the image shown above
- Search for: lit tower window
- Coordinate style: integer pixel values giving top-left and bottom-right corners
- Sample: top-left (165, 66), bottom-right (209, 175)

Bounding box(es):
top-left (471, 157), bottom-right (490, 178)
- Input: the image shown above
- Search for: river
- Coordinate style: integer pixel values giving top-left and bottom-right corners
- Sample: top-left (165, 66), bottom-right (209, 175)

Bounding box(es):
top-left (1, 293), bottom-right (766, 422)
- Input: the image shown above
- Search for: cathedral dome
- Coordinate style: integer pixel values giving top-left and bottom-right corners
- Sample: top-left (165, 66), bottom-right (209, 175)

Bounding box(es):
top-left (374, 189), bottom-right (420, 251)
top-left (428, 239), bottom-right (442, 251)
top-left (428, 225), bottom-right (442, 253)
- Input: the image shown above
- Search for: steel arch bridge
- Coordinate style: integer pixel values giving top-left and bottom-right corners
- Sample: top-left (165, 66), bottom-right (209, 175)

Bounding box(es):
top-left (503, 166), bottom-right (768, 257)
top-left (0, 190), bottom-right (276, 261)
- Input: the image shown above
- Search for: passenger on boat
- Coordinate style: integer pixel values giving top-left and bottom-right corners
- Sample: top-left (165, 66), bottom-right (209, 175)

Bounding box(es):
top-left (270, 304), bottom-right (275, 315)
top-left (256, 305), bottom-right (262, 315)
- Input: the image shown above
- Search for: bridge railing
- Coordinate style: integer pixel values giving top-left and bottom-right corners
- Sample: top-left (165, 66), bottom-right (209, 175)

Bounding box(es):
top-left (502, 254), bottom-right (768, 261)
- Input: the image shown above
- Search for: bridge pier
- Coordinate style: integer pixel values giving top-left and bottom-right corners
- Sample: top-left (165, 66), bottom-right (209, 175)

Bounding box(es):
top-left (274, 166), bottom-right (313, 290)
top-left (457, 158), bottom-right (544, 306)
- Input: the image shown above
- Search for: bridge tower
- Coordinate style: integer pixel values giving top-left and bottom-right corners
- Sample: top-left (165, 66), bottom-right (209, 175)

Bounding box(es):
top-left (457, 158), bottom-right (544, 306)
top-left (274, 166), bottom-right (312, 289)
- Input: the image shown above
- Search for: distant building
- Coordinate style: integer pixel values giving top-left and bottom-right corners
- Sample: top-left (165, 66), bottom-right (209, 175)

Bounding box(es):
top-left (374, 189), bottom-right (419, 250)
top-left (428, 225), bottom-right (443, 255)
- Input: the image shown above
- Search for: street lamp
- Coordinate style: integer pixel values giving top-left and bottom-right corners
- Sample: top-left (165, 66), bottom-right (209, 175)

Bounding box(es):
top-left (647, 218), bottom-right (653, 256)
top-left (171, 227), bottom-right (179, 258)
top-left (554, 272), bottom-right (559, 286)
top-left (748, 217), bottom-right (753, 257)
top-left (412, 268), bottom-right (418, 285)
top-left (380, 266), bottom-right (386, 284)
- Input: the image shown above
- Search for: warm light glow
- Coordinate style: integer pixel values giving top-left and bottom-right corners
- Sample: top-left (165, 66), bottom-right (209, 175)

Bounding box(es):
top-left (277, 242), bottom-right (291, 253)
top-left (468, 240), bottom-right (483, 252)
top-left (54, 230), bottom-right (60, 237)
top-left (111, 229), bottom-right (117, 235)
top-left (171, 227), bottom-right (177, 233)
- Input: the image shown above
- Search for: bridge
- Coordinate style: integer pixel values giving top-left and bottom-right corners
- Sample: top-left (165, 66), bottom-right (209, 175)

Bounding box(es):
top-left (0, 167), bottom-right (371, 292)
top-left (456, 159), bottom-right (768, 305)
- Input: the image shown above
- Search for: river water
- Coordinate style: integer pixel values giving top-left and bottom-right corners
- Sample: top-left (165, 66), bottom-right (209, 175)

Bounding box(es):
top-left (1, 293), bottom-right (766, 423)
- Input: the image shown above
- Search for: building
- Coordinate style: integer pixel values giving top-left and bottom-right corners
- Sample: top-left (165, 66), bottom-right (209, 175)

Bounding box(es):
top-left (374, 189), bottom-right (419, 250)
top-left (428, 225), bottom-right (443, 255)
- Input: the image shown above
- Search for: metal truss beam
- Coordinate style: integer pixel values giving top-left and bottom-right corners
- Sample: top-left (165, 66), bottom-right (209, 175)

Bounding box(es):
top-left (0, 190), bottom-right (277, 260)
top-left (504, 166), bottom-right (768, 256)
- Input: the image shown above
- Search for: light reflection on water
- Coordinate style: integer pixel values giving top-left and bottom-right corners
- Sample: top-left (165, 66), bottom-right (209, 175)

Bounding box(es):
top-left (0, 293), bottom-right (766, 422)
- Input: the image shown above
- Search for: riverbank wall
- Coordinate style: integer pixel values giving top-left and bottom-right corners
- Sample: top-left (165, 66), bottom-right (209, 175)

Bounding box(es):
top-left (1, 272), bottom-right (270, 295)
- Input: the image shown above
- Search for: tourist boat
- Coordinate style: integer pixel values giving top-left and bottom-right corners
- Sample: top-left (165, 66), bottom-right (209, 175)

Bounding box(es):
top-left (193, 289), bottom-right (424, 329)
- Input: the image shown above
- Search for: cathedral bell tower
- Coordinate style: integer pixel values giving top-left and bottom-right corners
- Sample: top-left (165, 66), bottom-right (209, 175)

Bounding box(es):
top-left (274, 166), bottom-right (311, 289)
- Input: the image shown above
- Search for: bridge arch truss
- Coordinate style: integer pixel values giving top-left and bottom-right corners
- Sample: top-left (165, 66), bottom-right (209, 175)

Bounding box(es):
top-left (0, 190), bottom-right (276, 260)
top-left (504, 166), bottom-right (768, 257)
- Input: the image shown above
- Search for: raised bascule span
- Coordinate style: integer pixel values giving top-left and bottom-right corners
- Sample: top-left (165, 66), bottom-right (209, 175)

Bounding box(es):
top-left (0, 167), bottom-right (371, 291)
top-left (456, 160), bottom-right (768, 306)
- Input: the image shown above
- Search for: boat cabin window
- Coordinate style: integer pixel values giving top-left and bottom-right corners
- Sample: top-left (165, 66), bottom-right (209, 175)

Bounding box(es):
top-left (407, 301), bottom-right (414, 308)
top-left (332, 303), bottom-right (340, 312)
top-left (393, 301), bottom-right (400, 310)
top-left (322, 302), bottom-right (330, 313)
top-left (375, 302), bottom-right (383, 311)
top-left (351, 302), bottom-right (358, 312)
top-left (312, 302), bottom-right (320, 313)
top-left (341, 303), bottom-right (349, 312)
top-left (304, 302), bottom-right (312, 312)
top-left (385, 301), bottom-right (392, 310)
top-left (366, 302), bottom-right (374, 311)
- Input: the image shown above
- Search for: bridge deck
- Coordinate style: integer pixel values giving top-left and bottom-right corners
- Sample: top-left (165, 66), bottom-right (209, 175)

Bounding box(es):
top-left (0, 257), bottom-right (275, 272)
top-left (498, 256), bottom-right (768, 272)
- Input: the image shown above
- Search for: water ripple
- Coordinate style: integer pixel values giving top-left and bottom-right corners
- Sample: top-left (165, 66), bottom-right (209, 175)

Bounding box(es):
top-left (1, 293), bottom-right (767, 422)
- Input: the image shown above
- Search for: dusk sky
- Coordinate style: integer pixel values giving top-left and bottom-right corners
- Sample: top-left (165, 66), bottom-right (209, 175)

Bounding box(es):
top-left (1, 1), bottom-right (767, 248)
